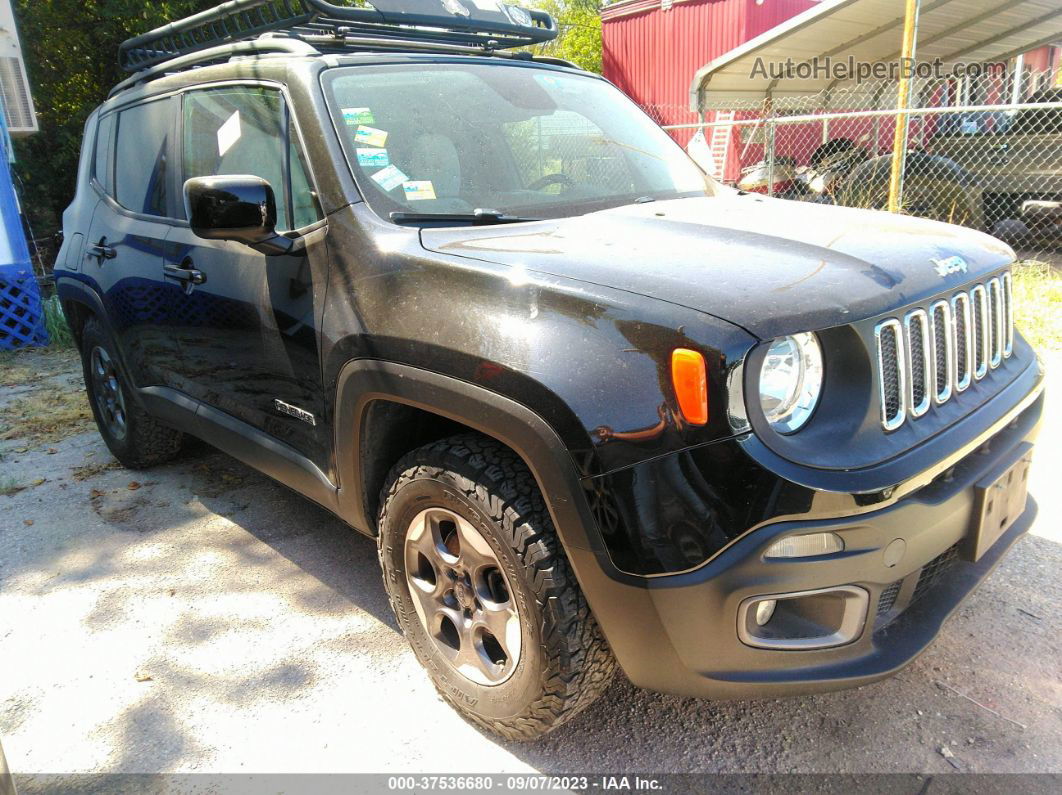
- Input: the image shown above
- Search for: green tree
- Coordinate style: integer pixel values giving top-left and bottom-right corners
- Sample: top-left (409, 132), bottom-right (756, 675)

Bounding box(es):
top-left (10, 1), bottom-right (605, 239)
top-left (13, 1), bottom-right (215, 238)
top-left (532, 1), bottom-right (602, 74)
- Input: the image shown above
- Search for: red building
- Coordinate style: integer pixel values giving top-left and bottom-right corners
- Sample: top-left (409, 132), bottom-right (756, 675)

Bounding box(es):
top-left (602, 0), bottom-right (818, 131)
top-left (602, 0), bottom-right (1061, 182)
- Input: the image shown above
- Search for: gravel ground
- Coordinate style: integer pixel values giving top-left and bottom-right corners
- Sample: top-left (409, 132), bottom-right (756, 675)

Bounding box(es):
top-left (0, 349), bottom-right (1059, 777)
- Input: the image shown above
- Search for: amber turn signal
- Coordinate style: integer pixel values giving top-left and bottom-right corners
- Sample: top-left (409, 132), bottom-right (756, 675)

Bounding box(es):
top-left (671, 348), bottom-right (708, 425)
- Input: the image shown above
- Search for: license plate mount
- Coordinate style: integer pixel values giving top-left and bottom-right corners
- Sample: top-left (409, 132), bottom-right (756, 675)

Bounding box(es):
top-left (962, 444), bottom-right (1033, 563)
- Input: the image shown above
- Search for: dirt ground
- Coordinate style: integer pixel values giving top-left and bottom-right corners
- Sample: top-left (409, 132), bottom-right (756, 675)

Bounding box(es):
top-left (0, 347), bottom-right (1059, 776)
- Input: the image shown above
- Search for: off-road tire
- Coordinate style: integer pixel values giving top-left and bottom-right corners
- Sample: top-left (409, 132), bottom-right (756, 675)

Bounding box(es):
top-left (377, 434), bottom-right (616, 740)
top-left (81, 317), bottom-right (184, 469)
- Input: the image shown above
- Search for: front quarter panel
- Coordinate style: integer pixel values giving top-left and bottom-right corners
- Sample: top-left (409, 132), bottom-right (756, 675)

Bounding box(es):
top-left (321, 205), bottom-right (756, 478)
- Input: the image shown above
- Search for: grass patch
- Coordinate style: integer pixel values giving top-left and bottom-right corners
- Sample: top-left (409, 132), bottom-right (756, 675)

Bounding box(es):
top-left (1012, 260), bottom-right (1062, 355)
top-left (0, 346), bottom-right (81, 387)
top-left (0, 345), bottom-right (90, 445)
top-left (0, 476), bottom-right (25, 497)
top-left (0, 391), bottom-right (93, 445)
top-left (43, 295), bottom-right (75, 348)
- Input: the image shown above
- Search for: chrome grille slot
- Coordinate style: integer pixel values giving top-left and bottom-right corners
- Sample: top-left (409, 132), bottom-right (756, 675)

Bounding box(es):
top-left (875, 319), bottom-right (906, 431)
top-left (952, 292), bottom-right (972, 392)
top-left (971, 284), bottom-right (989, 380)
top-left (904, 309), bottom-right (932, 418)
top-left (929, 300), bottom-right (953, 404)
top-left (874, 271), bottom-right (1013, 431)
top-left (987, 277), bottom-right (1003, 369)
top-left (1001, 271), bottom-right (1014, 357)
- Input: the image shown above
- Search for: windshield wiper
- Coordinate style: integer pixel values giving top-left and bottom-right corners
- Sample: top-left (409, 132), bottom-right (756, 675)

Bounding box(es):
top-left (390, 209), bottom-right (539, 226)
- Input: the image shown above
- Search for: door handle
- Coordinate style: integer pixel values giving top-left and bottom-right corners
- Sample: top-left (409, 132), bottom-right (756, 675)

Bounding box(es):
top-left (164, 259), bottom-right (207, 294)
top-left (87, 238), bottom-right (117, 263)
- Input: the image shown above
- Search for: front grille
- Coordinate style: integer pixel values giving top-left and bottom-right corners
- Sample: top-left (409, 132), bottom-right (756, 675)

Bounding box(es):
top-left (911, 544), bottom-right (960, 605)
top-left (876, 580), bottom-right (902, 618)
top-left (875, 272), bottom-right (1013, 431)
top-left (875, 543), bottom-right (961, 631)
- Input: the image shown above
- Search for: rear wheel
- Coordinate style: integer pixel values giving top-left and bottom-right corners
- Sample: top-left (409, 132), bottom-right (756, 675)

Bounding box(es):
top-left (377, 434), bottom-right (615, 740)
top-left (81, 317), bottom-right (184, 469)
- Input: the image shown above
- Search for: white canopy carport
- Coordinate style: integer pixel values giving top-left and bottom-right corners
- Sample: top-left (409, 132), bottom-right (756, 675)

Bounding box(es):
top-left (689, 0), bottom-right (1062, 111)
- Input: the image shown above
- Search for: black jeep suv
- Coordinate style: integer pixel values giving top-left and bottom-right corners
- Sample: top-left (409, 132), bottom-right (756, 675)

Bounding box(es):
top-left (55, 0), bottom-right (1044, 740)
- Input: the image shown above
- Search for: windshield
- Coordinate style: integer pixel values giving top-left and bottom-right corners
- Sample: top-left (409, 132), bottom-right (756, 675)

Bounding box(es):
top-left (324, 62), bottom-right (715, 221)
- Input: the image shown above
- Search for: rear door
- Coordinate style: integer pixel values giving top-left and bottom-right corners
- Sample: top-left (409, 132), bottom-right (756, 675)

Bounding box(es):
top-left (83, 96), bottom-right (182, 389)
top-left (163, 83), bottom-right (329, 467)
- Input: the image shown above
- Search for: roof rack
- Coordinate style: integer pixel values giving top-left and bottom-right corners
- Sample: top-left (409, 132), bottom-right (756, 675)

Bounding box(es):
top-left (109, 39), bottom-right (319, 98)
top-left (118, 0), bottom-right (558, 73)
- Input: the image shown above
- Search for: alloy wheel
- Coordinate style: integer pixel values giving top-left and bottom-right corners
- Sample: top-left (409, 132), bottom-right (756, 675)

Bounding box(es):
top-left (404, 508), bottom-right (522, 686)
top-left (90, 346), bottom-right (128, 441)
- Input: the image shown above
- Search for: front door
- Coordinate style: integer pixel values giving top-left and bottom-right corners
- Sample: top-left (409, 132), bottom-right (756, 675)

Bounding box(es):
top-left (164, 84), bottom-right (329, 468)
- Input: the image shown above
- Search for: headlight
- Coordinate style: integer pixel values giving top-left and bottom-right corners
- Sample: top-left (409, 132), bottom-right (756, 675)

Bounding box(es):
top-left (759, 333), bottom-right (824, 434)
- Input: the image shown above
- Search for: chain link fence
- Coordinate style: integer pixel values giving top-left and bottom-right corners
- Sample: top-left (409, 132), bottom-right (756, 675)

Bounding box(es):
top-left (650, 68), bottom-right (1062, 264)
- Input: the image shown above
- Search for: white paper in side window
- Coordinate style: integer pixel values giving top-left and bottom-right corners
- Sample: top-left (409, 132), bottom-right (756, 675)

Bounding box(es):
top-left (403, 181), bottom-right (437, 201)
top-left (371, 164), bottom-right (409, 192)
top-left (217, 110), bottom-right (242, 157)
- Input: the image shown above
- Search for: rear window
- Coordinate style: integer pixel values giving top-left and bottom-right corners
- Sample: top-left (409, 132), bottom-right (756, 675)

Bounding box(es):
top-left (93, 113), bottom-right (116, 195)
top-left (115, 97), bottom-right (176, 217)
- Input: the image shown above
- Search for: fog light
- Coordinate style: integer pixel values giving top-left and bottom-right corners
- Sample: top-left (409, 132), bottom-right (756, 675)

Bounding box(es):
top-left (765, 532), bottom-right (844, 559)
top-left (754, 599), bottom-right (777, 626)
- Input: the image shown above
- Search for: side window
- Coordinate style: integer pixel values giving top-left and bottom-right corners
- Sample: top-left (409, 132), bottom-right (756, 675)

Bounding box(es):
top-left (94, 113), bottom-right (116, 196)
top-left (115, 98), bottom-right (176, 217)
top-left (182, 86), bottom-right (321, 232)
top-left (289, 121), bottom-right (321, 230)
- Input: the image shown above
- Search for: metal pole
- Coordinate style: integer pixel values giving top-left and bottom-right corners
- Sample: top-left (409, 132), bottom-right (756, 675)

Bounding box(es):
top-left (1010, 53), bottom-right (1025, 105)
top-left (766, 122), bottom-right (777, 197)
top-left (662, 101), bottom-right (1062, 132)
top-left (887, 0), bottom-right (921, 214)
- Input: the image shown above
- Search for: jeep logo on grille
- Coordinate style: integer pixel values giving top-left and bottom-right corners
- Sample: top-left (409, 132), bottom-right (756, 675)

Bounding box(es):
top-left (932, 255), bottom-right (969, 278)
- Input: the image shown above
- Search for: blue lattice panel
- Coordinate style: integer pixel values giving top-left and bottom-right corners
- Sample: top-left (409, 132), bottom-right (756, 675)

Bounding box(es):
top-left (0, 269), bottom-right (49, 351)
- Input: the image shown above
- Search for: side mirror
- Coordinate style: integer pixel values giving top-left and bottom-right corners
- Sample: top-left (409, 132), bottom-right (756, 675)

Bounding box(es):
top-left (183, 175), bottom-right (294, 256)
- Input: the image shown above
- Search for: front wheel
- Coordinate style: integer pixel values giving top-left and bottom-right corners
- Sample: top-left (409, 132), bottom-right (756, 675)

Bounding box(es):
top-left (377, 434), bottom-right (616, 740)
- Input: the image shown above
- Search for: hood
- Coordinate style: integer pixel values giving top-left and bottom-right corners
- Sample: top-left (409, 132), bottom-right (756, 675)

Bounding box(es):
top-left (421, 195), bottom-right (1015, 339)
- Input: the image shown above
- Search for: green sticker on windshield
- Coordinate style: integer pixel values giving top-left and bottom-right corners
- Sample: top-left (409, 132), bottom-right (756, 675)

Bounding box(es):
top-left (342, 107), bottom-right (375, 126)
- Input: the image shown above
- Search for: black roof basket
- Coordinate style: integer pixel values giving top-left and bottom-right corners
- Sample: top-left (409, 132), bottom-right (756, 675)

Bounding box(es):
top-left (119, 0), bottom-right (558, 72)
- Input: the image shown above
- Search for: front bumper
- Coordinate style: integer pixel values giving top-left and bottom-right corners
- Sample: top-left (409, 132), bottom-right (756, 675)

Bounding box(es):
top-left (573, 386), bottom-right (1044, 699)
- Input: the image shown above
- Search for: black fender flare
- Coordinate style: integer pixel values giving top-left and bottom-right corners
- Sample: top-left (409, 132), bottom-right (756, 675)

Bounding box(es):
top-left (332, 359), bottom-right (645, 585)
top-left (331, 359), bottom-right (674, 680)
top-left (54, 275), bottom-right (150, 411)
